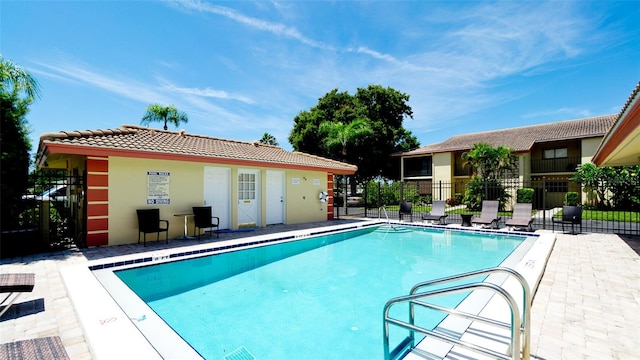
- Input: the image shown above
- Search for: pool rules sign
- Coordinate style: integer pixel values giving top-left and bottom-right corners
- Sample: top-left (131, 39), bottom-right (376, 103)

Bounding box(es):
top-left (147, 171), bottom-right (170, 204)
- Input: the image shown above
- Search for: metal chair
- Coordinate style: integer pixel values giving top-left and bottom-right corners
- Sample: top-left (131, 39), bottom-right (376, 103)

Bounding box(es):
top-left (193, 206), bottom-right (220, 239)
top-left (399, 201), bottom-right (413, 222)
top-left (136, 209), bottom-right (169, 246)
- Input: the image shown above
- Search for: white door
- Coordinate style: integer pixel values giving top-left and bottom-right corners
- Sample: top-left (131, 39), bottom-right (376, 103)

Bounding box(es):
top-left (204, 167), bottom-right (231, 229)
top-left (266, 170), bottom-right (285, 225)
top-left (238, 169), bottom-right (260, 227)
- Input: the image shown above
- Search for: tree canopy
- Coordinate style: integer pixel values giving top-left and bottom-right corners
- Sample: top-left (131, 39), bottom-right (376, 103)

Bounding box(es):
top-left (288, 85), bottom-right (418, 180)
top-left (141, 103), bottom-right (188, 130)
top-left (1, 56), bottom-right (39, 229)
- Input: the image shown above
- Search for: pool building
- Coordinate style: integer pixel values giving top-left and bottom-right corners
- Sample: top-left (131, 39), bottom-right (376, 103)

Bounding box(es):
top-left (35, 125), bottom-right (356, 247)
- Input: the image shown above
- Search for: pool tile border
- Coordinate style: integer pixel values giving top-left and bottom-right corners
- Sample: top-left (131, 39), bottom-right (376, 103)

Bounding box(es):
top-left (87, 221), bottom-right (536, 272)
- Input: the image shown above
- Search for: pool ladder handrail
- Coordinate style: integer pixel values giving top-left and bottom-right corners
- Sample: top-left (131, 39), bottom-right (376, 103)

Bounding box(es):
top-left (383, 266), bottom-right (531, 360)
top-left (381, 205), bottom-right (390, 224)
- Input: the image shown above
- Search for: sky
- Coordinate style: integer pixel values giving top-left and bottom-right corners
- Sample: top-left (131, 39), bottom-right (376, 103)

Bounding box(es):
top-left (2, 1), bottom-right (639, 153)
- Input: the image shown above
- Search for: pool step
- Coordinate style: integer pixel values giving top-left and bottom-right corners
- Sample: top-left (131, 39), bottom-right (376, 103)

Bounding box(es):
top-left (224, 346), bottom-right (255, 360)
top-left (374, 225), bottom-right (413, 233)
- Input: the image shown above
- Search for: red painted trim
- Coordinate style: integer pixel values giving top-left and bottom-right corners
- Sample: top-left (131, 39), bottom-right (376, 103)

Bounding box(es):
top-left (87, 158), bottom-right (109, 172)
top-left (43, 143), bottom-right (357, 174)
top-left (87, 174), bottom-right (108, 187)
top-left (593, 98), bottom-right (640, 165)
top-left (87, 203), bottom-right (109, 217)
top-left (87, 189), bottom-right (109, 202)
top-left (87, 233), bottom-right (108, 247)
top-left (87, 218), bottom-right (109, 232)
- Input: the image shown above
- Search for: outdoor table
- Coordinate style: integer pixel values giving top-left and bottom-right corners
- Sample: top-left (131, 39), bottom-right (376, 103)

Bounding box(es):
top-left (173, 213), bottom-right (195, 240)
top-left (461, 214), bottom-right (473, 227)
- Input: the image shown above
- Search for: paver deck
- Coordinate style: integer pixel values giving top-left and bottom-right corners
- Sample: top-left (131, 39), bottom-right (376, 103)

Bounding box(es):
top-left (1, 220), bottom-right (638, 359)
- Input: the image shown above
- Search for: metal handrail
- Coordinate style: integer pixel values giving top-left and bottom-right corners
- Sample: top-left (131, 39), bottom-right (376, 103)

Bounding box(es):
top-left (383, 267), bottom-right (531, 360)
top-left (411, 267), bottom-right (530, 359)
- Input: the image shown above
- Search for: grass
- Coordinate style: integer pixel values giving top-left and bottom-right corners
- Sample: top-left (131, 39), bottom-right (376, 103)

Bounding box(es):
top-left (555, 209), bottom-right (639, 222)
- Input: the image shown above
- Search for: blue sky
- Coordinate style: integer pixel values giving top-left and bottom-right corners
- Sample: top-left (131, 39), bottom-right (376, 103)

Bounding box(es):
top-left (3, 1), bottom-right (639, 153)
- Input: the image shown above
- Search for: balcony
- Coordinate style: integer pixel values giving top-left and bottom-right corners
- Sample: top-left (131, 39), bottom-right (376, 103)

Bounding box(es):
top-left (531, 156), bottom-right (580, 173)
top-left (454, 163), bottom-right (473, 177)
top-left (404, 169), bottom-right (432, 177)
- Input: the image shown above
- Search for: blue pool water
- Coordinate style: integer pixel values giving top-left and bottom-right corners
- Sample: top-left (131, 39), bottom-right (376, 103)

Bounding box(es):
top-left (116, 226), bottom-right (525, 359)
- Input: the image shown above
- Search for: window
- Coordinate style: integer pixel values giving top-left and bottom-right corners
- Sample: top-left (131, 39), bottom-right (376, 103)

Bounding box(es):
top-left (403, 156), bottom-right (432, 177)
top-left (238, 173), bottom-right (256, 200)
top-left (543, 148), bottom-right (568, 159)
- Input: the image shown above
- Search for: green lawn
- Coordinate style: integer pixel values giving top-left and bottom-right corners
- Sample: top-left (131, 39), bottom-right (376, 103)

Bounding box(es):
top-left (555, 209), bottom-right (639, 222)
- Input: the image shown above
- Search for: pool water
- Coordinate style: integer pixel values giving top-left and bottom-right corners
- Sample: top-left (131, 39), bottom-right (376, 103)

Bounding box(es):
top-left (116, 226), bottom-right (524, 359)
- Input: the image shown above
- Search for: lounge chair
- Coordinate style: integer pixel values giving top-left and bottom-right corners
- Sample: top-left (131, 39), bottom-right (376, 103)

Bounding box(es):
top-left (471, 200), bottom-right (501, 228)
top-left (399, 202), bottom-right (413, 222)
top-left (552, 205), bottom-right (583, 234)
top-left (193, 206), bottom-right (220, 239)
top-left (505, 203), bottom-right (534, 231)
top-left (422, 201), bottom-right (448, 225)
top-left (0, 273), bottom-right (35, 319)
top-left (0, 336), bottom-right (70, 360)
top-left (136, 209), bottom-right (169, 246)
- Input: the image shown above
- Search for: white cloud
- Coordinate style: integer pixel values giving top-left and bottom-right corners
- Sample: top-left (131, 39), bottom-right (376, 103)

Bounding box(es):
top-left (521, 107), bottom-right (594, 120)
top-left (159, 79), bottom-right (255, 104)
top-left (32, 61), bottom-right (169, 104)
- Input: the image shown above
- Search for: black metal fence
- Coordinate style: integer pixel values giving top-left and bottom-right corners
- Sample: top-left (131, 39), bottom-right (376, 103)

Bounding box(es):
top-left (1, 170), bottom-right (86, 258)
top-left (335, 177), bottom-right (640, 236)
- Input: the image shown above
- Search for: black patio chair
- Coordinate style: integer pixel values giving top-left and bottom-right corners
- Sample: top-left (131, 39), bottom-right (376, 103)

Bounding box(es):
top-left (136, 209), bottom-right (169, 246)
top-left (193, 206), bottom-right (220, 239)
top-left (552, 205), bottom-right (583, 234)
top-left (399, 201), bottom-right (413, 222)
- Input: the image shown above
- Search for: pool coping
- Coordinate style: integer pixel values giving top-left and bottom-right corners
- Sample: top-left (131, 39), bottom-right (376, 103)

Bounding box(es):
top-left (60, 220), bottom-right (551, 359)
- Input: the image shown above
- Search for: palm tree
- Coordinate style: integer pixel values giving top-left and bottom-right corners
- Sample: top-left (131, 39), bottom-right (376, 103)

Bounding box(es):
top-left (140, 103), bottom-right (188, 130)
top-left (1, 56), bottom-right (41, 229)
top-left (461, 142), bottom-right (517, 180)
top-left (1, 55), bottom-right (40, 101)
top-left (259, 132), bottom-right (278, 146)
top-left (320, 118), bottom-right (373, 213)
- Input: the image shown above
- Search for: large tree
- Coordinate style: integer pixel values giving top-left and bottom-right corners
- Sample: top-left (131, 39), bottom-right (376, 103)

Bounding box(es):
top-left (289, 85), bottom-right (418, 182)
top-left (320, 118), bottom-right (373, 213)
top-left (141, 103), bottom-right (188, 130)
top-left (1, 56), bottom-right (40, 230)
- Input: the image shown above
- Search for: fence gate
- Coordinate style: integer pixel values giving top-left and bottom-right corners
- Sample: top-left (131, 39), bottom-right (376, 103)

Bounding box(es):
top-left (18, 170), bottom-right (86, 253)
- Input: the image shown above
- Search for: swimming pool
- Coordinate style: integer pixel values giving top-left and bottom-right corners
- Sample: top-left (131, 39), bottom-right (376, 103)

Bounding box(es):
top-left (99, 224), bottom-right (529, 359)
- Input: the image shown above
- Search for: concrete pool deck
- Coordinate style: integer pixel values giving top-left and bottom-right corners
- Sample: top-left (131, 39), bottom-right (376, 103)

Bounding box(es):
top-left (1, 219), bottom-right (638, 359)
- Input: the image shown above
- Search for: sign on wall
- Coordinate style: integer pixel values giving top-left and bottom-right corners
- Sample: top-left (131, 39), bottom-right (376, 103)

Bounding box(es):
top-left (147, 171), bottom-right (170, 204)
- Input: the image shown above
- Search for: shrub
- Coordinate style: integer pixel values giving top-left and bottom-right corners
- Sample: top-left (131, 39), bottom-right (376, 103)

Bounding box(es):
top-left (462, 177), bottom-right (511, 211)
top-left (517, 188), bottom-right (534, 203)
top-left (564, 192), bottom-right (579, 206)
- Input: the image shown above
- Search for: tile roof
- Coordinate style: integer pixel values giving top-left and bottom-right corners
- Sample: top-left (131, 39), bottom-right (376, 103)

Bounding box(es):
top-left (401, 114), bottom-right (617, 156)
top-left (38, 125), bottom-right (357, 173)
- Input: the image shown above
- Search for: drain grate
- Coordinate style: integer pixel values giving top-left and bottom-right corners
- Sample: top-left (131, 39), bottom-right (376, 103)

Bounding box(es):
top-left (224, 346), bottom-right (256, 360)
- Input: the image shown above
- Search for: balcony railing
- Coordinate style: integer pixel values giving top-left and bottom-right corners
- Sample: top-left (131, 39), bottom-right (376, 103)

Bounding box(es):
top-left (531, 156), bottom-right (580, 173)
top-left (404, 169), bottom-right (432, 177)
top-left (454, 164), bottom-right (473, 177)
